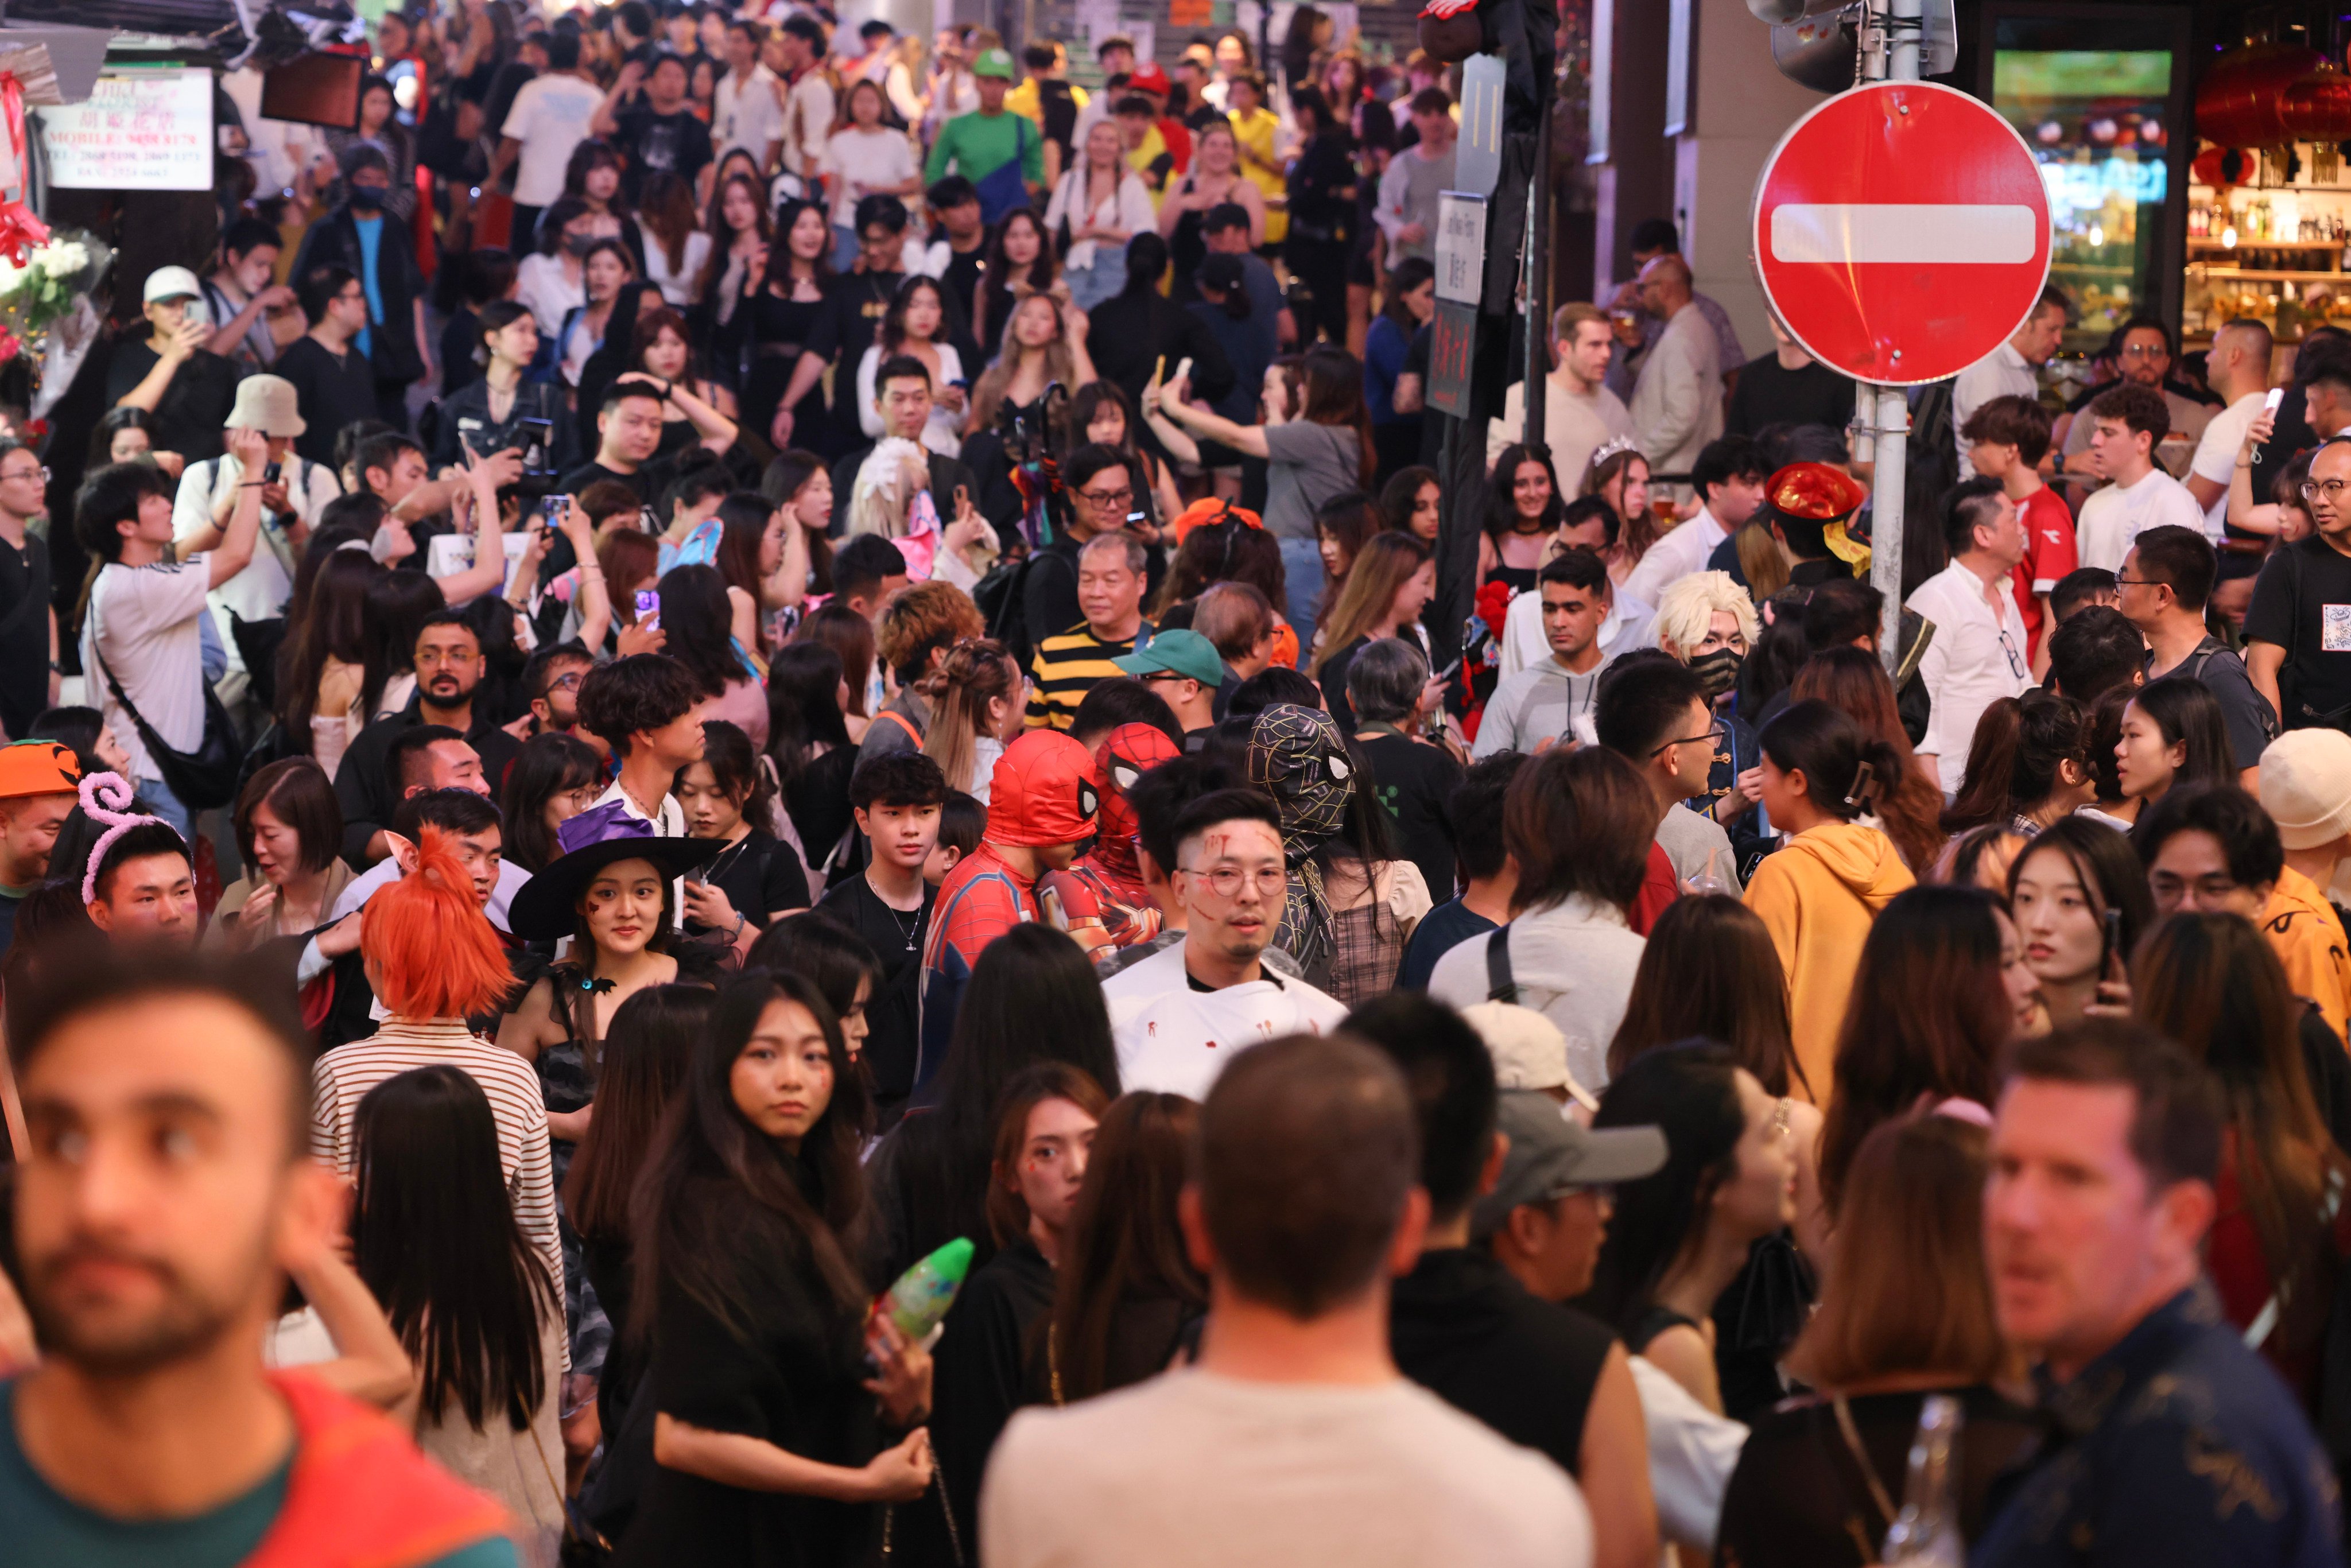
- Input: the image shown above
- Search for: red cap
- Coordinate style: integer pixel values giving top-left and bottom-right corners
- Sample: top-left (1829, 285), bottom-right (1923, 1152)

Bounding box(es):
top-left (1129, 62), bottom-right (1171, 94)
top-left (985, 730), bottom-right (1104, 848)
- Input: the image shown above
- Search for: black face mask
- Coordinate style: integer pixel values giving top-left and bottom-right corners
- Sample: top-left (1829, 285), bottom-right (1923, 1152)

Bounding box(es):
top-left (564, 233), bottom-right (599, 258)
top-left (1689, 646), bottom-right (1743, 700)
top-left (349, 185), bottom-right (386, 212)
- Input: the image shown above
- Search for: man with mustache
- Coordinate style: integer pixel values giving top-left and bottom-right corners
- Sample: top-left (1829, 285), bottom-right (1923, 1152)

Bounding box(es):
top-left (0, 946), bottom-right (518, 1564)
top-left (333, 610), bottom-right (523, 867)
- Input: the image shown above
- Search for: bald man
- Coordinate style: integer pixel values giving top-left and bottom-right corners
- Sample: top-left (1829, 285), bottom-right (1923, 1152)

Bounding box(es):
top-left (1627, 255), bottom-right (1724, 492)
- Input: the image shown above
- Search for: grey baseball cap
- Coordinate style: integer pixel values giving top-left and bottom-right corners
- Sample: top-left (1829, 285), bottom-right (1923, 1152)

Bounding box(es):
top-left (1471, 1090), bottom-right (1668, 1238)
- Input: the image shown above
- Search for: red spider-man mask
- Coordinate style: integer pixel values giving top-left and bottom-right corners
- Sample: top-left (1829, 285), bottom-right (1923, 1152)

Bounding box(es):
top-left (984, 729), bottom-right (1104, 848)
top-left (1092, 721), bottom-right (1182, 878)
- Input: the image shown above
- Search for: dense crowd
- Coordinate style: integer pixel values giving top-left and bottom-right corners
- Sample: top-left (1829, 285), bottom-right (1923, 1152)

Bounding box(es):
top-left (3, 3), bottom-right (2351, 1567)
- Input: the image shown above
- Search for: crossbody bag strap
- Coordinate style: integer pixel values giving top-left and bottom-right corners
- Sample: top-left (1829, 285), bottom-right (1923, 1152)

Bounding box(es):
top-left (2247, 1168), bottom-right (2348, 1349)
top-left (1484, 926), bottom-right (1518, 1004)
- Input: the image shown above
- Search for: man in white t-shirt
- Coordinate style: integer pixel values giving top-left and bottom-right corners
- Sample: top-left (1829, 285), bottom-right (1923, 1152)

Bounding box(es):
top-left (1103, 788), bottom-right (1347, 1098)
top-left (172, 375), bottom-right (338, 717)
top-left (768, 14), bottom-right (837, 186)
top-left (2185, 317), bottom-right (2275, 539)
top-left (2075, 383), bottom-right (2209, 573)
top-left (1906, 477), bottom-right (2032, 793)
top-left (981, 1031), bottom-right (1593, 1568)
top-left (75, 428), bottom-right (269, 837)
top-left (491, 30), bottom-right (604, 247)
top-left (1954, 285), bottom-right (2067, 478)
top-left (713, 17), bottom-right (785, 173)
top-left (1488, 303), bottom-right (1634, 490)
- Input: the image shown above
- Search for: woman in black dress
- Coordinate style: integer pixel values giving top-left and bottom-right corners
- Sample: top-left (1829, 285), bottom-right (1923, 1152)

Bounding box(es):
top-left (764, 642), bottom-right (860, 877)
top-left (1282, 85), bottom-right (1356, 349)
top-left (1715, 1115), bottom-right (2037, 1568)
top-left (728, 200), bottom-right (841, 458)
top-left (616, 970), bottom-right (933, 1567)
top-left (678, 719), bottom-right (812, 938)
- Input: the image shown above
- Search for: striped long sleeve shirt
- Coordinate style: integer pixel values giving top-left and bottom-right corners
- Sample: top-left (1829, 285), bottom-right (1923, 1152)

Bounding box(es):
top-left (311, 1016), bottom-right (564, 1301)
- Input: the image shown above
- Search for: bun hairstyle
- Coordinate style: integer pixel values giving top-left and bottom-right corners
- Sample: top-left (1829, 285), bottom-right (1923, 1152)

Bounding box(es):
top-left (918, 637), bottom-right (1021, 795)
top-left (1759, 699), bottom-right (1906, 825)
top-left (362, 826), bottom-right (514, 1019)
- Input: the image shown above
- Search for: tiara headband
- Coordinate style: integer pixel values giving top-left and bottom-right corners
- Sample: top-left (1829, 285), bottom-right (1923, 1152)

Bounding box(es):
top-left (79, 771), bottom-right (180, 907)
top-left (1588, 436), bottom-right (1643, 472)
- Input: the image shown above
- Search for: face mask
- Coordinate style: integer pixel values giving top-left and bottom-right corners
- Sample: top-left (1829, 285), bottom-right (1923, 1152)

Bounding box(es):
top-left (349, 185), bottom-right (386, 212)
top-left (564, 233), bottom-right (598, 258)
top-left (1688, 646), bottom-right (1743, 700)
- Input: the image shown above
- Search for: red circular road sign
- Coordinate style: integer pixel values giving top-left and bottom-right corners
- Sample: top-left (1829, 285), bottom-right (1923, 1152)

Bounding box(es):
top-left (1752, 80), bottom-right (2051, 386)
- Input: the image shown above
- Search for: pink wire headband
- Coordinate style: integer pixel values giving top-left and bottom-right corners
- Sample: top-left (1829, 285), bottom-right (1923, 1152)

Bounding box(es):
top-left (79, 771), bottom-right (181, 907)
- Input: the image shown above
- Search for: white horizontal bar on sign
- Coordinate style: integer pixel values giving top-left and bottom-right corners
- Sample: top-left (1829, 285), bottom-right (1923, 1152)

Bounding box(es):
top-left (1768, 203), bottom-right (2039, 265)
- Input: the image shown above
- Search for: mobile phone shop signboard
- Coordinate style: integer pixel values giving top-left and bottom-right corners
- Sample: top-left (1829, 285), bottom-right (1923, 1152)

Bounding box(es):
top-left (39, 68), bottom-right (214, 191)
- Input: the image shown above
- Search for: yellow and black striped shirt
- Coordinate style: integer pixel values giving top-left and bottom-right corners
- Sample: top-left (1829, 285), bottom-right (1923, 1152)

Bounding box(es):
top-left (1025, 622), bottom-right (1153, 730)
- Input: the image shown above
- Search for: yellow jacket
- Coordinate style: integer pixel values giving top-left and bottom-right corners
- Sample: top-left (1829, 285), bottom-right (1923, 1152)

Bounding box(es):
top-left (2265, 864), bottom-right (2351, 1043)
top-left (1228, 106), bottom-right (1287, 244)
top-left (1744, 821), bottom-right (1916, 1103)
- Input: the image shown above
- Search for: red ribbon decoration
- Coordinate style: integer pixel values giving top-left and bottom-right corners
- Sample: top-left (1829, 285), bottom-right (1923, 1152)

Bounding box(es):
top-left (0, 73), bottom-right (49, 268)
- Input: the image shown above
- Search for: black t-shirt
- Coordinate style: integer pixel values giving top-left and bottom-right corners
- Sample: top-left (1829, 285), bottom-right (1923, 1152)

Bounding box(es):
top-left (1356, 728), bottom-right (1462, 901)
top-left (2147, 637), bottom-right (2276, 770)
top-left (0, 529), bottom-right (49, 740)
top-left (102, 340), bottom-right (239, 462)
top-left (274, 335), bottom-right (383, 467)
top-left (2245, 535), bottom-right (2351, 728)
top-left (684, 830), bottom-right (810, 937)
top-left (1724, 352), bottom-right (1856, 438)
top-left (1388, 1246), bottom-right (1616, 1478)
top-left (939, 245), bottom-right (985, 327)
top-left (825, 269), bottom-right (903, 387)
top-left (560, 460), bottom-right (655, 507)
top-left (612, 105), bottom-right (714, 204)
top-left (816, 870), bottom-right (933, 1109)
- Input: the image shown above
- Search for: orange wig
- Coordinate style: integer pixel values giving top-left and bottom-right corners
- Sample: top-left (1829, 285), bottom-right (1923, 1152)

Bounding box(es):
top-left (362, 827), bottom-right (513, 1020)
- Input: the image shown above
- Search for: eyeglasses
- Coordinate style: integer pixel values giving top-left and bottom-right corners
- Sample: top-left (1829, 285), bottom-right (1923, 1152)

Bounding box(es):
top-left (1177, 864), bottom-right (1288, 897)
top-left (545, 670), bottom-right (584, 692)
top-left (0, 464), bottom-right (46, 483)
top-left (2119, 343), bottom-right (2169, 358)
top-left (1078, 486), bottom-right (1133, 507)
top-left (2302, 479), bottom-right (2350, 503)
top-left (1650, 723), bottom-right (1727, 758)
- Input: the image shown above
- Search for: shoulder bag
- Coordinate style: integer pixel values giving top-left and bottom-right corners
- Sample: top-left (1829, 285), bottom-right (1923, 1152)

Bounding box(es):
top-left (89, 589), bottom-right (245, 810)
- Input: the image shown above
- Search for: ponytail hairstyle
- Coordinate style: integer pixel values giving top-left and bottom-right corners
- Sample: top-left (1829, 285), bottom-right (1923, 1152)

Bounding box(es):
top-left (1758, 699), bottom-right (1909, 829)
top-left (1781, 649), bottom-right (1947, 872)
top-left (1942, 690), bottom-right (2089, 835)
top-left (918, 638), bottom-right (1021, 795)
top-left (360, 827), bottom-right (515, 1020)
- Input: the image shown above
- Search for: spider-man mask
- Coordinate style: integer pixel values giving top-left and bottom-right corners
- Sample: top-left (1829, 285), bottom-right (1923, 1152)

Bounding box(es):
top-left (984, 728), bottom-right (1105, 848)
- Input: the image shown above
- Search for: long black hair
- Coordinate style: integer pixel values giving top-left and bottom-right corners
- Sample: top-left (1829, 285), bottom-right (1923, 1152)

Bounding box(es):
top-left (654, 563), bottom-right (745, 700)
top-left (630, 969), bottom-right (872, 1345)
top-left (1576, 1042), bottom-right (1748, 1338)
top-left (1484, 442), bottom-right (1566, 541)
top-left (565, 984), bottom-right (712, 1241)
top-left (498, 731), bottom-right (605, 873)
top-left (352, 1066), bottom-right (556, 1433)
top-left (883, 925), bottom-right (1121, 1277)
top-left (765, 640), bottom-right (853, 794)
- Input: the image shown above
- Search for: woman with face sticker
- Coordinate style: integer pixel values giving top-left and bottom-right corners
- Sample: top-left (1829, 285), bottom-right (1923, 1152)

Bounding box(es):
top-left (501, 803), bottom-right (727, 1165)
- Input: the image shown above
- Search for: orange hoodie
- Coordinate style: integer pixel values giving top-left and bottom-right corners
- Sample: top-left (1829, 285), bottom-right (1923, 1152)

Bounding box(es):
top-left (1743, 821), bottom-right (1917, 1103)
top-left (2264, 865), bottom-right (2351, 1044)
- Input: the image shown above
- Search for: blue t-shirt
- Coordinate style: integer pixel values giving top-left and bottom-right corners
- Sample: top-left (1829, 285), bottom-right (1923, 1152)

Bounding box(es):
top-left (0, 1379), bottom-right (518, 1568)
top-left (1364, 313), bottom-right (1413, 426)
top-left (1397, 896), bottom-right (1499, 991)
top-left (353, 215), bottom-right (385, 362)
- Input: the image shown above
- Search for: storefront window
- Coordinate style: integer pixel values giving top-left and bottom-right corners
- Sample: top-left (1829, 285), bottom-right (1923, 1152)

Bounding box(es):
top-left (1989, 23), bottom-right (2178, 356)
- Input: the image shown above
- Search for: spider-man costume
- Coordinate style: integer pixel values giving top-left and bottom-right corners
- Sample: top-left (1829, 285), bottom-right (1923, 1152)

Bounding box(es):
top-left (1042, 721), bottom-right (1181, 956)
top-left (916, 728), bottom-right (1102, 1086)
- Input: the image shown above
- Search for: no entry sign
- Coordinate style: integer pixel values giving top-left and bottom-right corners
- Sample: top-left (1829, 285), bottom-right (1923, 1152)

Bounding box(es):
top-left (1751, 80), bottom-right (2050, 386)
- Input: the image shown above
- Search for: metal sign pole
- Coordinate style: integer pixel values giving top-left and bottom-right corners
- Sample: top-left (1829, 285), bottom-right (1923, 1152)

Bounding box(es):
top-left (1861, 0), bottom-right (1922, 673)
top-left (1523, 102), bottom-right (1551, 451)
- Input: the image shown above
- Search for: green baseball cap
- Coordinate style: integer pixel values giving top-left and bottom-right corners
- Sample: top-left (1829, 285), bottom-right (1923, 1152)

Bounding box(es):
top-left (973, 46), bottom-right (1017, 80)
top-left (1114, 628), bottom-right (1224, 688)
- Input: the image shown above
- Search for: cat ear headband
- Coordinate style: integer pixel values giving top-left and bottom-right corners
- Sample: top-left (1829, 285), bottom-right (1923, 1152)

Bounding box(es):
top-left (80, 771), bottom-right (180, 907)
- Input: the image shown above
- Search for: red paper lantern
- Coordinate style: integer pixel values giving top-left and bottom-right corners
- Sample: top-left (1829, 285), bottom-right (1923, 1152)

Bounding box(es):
top-left (2198, 41), bottom-right (2331, 147)
top-left (2192, 145), bottom-right (2257, 187)
top-left (2284, 67), bottom-right (2351, 143)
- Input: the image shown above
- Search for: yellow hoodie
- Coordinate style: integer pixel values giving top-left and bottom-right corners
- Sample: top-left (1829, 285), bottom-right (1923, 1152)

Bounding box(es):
top-left (1744, 821), bottom-right (1917, 1104)
top-left (2264, 864), bottom-right (2351, 1043)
